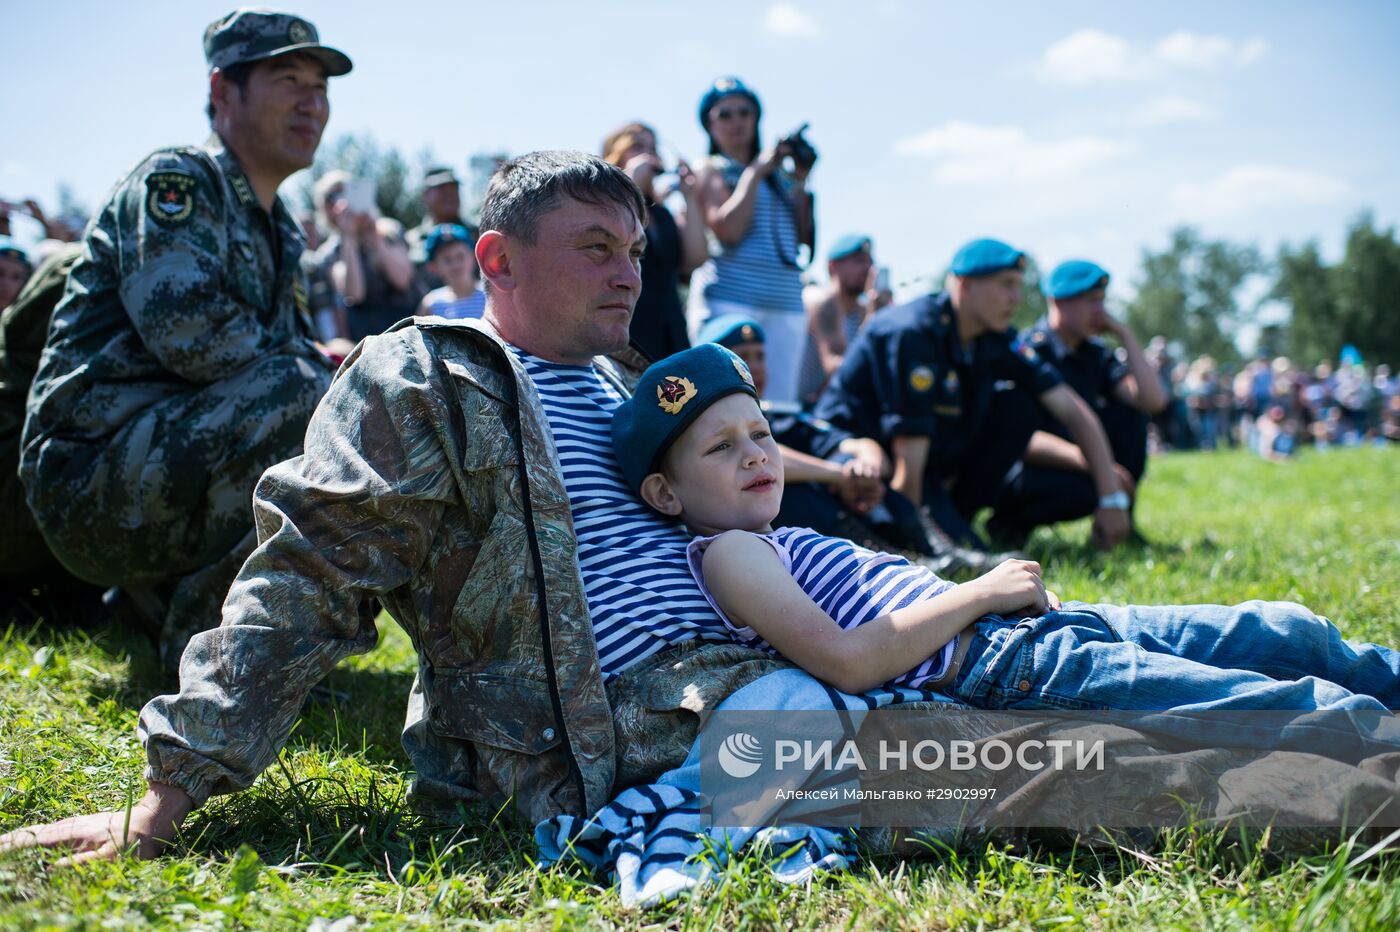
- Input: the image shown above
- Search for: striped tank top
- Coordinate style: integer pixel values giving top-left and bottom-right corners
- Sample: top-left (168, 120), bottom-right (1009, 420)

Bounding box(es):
top-left (514, 349), bottom-right (732, 677)
top-left (687, 526), bottom-right (959, 689)
top-left (691, 155), bottom-right (806, 313)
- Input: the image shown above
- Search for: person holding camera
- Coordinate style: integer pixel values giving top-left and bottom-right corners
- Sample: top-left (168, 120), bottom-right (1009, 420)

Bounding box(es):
top-left (601, 121), bottom-right (707, 361)
top-left (688, 77), bottom-right (815, 404)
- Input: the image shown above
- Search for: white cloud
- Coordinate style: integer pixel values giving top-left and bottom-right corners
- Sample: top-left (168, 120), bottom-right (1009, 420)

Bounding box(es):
top-left (764, 3), bottom-right (821, 39)
top-left (895, 121), bottom-right (1132, 183)
top-left (1040, 29), bottom-right (1269, 84)
top-left (1170, 165), bottom-right (1349, 220)
top-left (1040, 29), bottom-right (1144, 85)
top-left (1134, 94), bottom-right (1216, 125)
top-left (1154, 31), bottom-right (1269, 69)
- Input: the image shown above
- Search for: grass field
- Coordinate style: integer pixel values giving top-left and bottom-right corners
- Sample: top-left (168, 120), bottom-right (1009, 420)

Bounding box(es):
top-left (2, 446), bottom-right (1398, 929)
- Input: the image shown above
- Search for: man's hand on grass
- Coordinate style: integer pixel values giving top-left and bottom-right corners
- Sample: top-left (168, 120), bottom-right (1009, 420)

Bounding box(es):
top-left (0, 781), bottom-right (192, 865)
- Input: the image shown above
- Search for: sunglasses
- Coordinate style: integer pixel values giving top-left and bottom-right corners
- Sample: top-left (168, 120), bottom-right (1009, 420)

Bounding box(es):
top-left (712, 105), bottom-right (754, 121)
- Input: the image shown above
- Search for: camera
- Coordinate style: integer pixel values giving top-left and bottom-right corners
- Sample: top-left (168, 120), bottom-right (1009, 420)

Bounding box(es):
top-left (778, 123), bottom-right (818, 171)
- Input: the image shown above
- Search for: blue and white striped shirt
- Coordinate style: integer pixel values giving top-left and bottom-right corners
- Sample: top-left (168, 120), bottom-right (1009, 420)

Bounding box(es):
top-left (690, 156), bottom-right (805, 313)
top-left (515, 349), bottom-right (732, 677)
top-left (687, 527), bottom-right (959, 688)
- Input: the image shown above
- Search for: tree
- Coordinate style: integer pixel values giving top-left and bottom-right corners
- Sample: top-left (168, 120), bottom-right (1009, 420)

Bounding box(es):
top-left (1011, 254), bottom-right (1047, 330)
top-left (297, 133), bottom-right (428, 228)
top-left (1332, 212), bottom-right (1400, 365)
top-left (1126, 227), bottom-right (1262, 362)
top-left (1272, 240), bottom-right (1336, 365)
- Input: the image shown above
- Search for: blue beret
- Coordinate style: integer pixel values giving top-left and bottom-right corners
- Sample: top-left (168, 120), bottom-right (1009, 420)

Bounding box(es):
top-left (827, 233), bottom-right (873, 262)
top-left (0, 236), bottom-right (30, 268)
top-left (611, 343), bottom-right (761, 494)
top-left (425, 223), bottom-right (473, 261)
top-left (950, 238), bottom-right (1025, 277)
top-left (695, 314), bottom-right (766, 349)
top-left (1045, 259), bottom-right (1110, 299)
top-left (699, 76), bottom-right (761, 130)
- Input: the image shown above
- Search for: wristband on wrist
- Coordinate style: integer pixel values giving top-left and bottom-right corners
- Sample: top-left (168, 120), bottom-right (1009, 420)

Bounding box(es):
top-left (1097, 491), bottom-right (1131, 511)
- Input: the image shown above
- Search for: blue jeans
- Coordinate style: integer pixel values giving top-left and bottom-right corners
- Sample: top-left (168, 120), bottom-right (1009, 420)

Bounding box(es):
top-left (949, 600), bottom-right (1400, 758)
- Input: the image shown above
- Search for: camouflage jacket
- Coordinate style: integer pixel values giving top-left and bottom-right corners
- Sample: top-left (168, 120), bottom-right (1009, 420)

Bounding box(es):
top-left (21, 134), bottom-right (328, 462)
top-left (138, 319), bottom-right (686, 822)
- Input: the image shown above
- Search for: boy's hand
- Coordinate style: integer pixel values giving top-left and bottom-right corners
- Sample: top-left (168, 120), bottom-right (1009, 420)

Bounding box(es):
top-left (965, 559), bottom-right (1051, 616)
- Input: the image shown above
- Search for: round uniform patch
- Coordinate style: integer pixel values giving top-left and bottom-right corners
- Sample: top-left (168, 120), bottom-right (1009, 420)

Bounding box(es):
top-left (288, 20), bottom-right (313, 44)
top-left (909, 365), bottom-right (935, 393)
top-left (145, 172), bottom-right (196, 226)
top-left (657, 376), bottom-right (698, 415)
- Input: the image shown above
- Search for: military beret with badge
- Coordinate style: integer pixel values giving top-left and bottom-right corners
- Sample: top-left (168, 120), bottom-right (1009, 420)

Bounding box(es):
top-left (611, 343), bottom-right (761, 495)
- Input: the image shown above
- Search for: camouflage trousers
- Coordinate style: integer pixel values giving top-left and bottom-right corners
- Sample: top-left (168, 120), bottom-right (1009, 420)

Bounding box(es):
top-left (25, 351), bottom-right (330, 663)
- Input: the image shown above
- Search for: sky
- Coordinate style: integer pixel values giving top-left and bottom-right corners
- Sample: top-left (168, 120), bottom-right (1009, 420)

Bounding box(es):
top-left (5, 0), bottom-right (1399, 319)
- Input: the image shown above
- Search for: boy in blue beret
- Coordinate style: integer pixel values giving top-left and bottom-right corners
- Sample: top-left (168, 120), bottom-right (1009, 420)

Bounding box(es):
top-left (813, 237), bottom-right (1135, 554)
top-left (416, 223), bottom-right (485, 320)
top-left (695, 313), bottom-right (1014, 573)
top-left (612, 343), bottom-right (1400, 722)
top-left (992, 259), bottom-right (1167, 546)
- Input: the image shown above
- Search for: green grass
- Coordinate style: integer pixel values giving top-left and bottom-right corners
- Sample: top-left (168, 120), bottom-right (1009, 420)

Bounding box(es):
top-left (2, 446), bottom-right (1398, 929)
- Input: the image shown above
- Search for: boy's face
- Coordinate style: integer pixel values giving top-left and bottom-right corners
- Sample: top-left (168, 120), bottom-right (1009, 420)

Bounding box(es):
top-left (428, 240), bottom-right (477, 289)
top-left (646, 393), bottom-right (783, 537)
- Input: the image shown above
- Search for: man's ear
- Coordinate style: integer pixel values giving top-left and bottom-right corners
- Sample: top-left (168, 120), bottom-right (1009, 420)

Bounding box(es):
top-left (209, 69), bottom-right (235, 118)
top-left (639, 472), bottom-right (682, 516)
top-left (476, 231), bottom-right (514, 291)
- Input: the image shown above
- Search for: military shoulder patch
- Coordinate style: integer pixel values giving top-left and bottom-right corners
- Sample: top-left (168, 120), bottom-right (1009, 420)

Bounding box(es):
top-left (145, 171), bottom-right (197, 226)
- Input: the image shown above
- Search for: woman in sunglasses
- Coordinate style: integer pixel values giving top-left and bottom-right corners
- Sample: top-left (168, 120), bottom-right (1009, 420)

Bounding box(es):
top-left (688, 77), bottom-right (815, 405)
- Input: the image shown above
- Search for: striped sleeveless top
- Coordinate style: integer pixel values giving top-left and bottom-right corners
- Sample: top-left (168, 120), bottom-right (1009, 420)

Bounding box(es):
top-left (690, 154), bottom-right (806, 313)
top-left (514, 349), bottom-right (732, 677)
top-left (687, 526), bottom-right (959, 689)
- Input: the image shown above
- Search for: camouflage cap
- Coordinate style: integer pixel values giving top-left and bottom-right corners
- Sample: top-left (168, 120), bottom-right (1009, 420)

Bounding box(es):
top-left (204, 8), bottom-right (352, 76)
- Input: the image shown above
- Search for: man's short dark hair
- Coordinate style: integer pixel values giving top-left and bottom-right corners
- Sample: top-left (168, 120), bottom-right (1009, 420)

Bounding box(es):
top-left (205, 60), bottom-right (256, 122)
top-left (480, 151), bottom-right (647, 245)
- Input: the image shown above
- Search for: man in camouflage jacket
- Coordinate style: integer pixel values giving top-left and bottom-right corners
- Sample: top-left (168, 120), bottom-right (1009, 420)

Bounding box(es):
top-left (1, 151), bottom-right (788, 862)
top-left (18, 10), bottom-right (350, 661)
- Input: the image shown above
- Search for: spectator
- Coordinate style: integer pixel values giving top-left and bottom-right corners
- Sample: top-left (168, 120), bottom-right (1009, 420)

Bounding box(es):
top-left (697, 314), bottom-right (1007, 575)
top-left (796, 234), bottom-right (875, 407)
top-left (313, 171), bottom-right (420, 343)
top-left (1, 243), bottom-right (107, 620)
top-left (405, 166), bottom-right (477, 291)
top-left (416, 223), bottom-right (485, 320)
top-left (990, 260), bottom-right (1166, 546)
top-left (0, 237), bottom-right (32, 311)
top-left (688, 77), bottom-right (814, 404)
top-left (601, 121), bottom-right (706, 361)
top-left (814, 238), bottom-right (1132, 555)
top-left (1182, 356), bottom-right (1221, 449)
top-left (18, 9), bottom-right (347, 664)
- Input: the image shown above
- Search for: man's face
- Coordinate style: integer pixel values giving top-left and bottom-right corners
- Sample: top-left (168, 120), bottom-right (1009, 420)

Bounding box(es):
top-left (659, 393), bottom-right (783, 537)
top-left (428, 240), bottom-right (477, 290)
top-left (1051, 287), bottom-right (1107, 341)
top-left (0, 255), bottom-right (28, 309)
top-left (830, 249), bottom-right (874, 296)
top-left (422, 182), bottom-right (461, 222)
top-left (218, 53), bottom-right (329, 177)
top-left (954, 269), bottom-right (1024, 334)
top-left (731, 341), bottom-right (768, 397)
top-left (500, 196), bottom-right (644, 364)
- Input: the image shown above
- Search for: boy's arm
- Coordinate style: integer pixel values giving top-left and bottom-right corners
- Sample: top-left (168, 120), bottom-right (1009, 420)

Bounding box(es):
top-left (704, 534), bottom-right (1047, 694)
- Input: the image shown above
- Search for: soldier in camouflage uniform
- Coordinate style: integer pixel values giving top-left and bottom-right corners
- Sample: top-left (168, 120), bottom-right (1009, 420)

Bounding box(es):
top-left (18, 10), bottom-right (351, 662)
